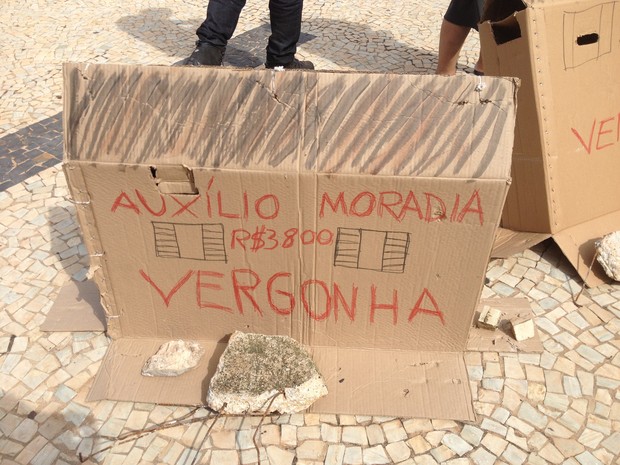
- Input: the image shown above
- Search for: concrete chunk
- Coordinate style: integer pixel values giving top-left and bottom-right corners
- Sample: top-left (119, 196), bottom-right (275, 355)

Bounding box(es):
top-left (207, 331), bottom-right (328, 414)
top-left (595, 231), bottom-right (620, 281)
top-left (141, 340), bottom-right (205, 377)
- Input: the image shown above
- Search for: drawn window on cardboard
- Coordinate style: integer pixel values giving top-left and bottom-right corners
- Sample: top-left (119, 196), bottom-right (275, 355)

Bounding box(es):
top-left (334, 228), bottom-right (410, 273)
top-left (563, 2), bottom-right (615, 70)
top-left (153, 222), bottom-right (227, 262)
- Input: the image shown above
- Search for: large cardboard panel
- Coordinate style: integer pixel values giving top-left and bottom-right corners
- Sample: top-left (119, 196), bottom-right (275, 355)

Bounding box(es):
top-left (64, 63), bottom-right (517, 418)
top-left (480, 0), bottom-right (620, 285)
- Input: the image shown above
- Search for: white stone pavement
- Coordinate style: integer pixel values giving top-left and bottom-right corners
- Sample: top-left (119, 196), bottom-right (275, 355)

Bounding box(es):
top-left (1, 1), bottom-right (619, 465)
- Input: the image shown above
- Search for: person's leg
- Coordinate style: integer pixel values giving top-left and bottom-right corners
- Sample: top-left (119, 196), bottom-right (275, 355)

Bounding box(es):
top-left (436, 0), bottom-right (484, 75)
top-left (473, 0), bottom-right (485, 74)
top-left (187, 0), bottom-right (246, 66)
top-left (196, 0), bottom-right (246, 46)
top-left (265, 0), bottom-right (313, 68)
top-left (474, 56), bottom-right (483, 75)
top-left (436, 19), bottom-right (471, 75)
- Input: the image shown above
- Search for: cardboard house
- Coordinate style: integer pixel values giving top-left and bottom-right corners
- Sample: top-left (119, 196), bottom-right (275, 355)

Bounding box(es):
top-left (480, 0), bottom-right (620, 286)
top-left (63, 63), bottom-right (517, 420)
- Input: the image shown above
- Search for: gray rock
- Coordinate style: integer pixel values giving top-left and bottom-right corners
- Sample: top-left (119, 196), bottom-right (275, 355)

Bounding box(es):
top-left (141, 340), bottom-right (205, 377)
top-left (595, 231), bottom-right (620, 281)
top-left (207, 331), bottom-right (328, 414)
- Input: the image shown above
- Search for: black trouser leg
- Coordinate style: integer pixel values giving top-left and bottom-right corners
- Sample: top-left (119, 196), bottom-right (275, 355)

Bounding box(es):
top-left (265, 0), bottom-right (303, 66)
top-left (196, 0), bottom-right (247, 46)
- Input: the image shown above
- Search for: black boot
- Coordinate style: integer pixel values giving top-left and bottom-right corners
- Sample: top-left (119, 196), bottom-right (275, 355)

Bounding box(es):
top-left (185, 42), bottom-right (225, 66)
top-left (265, 57), bottom-right (314, 70)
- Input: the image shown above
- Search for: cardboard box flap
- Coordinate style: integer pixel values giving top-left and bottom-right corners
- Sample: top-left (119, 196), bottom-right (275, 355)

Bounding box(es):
top-left (305, 73), bottom-right (516, 179)
top-left (481, 0), bottom-right (526, 27)
top-left (64, 63), bottom-right (516, 180)
top-left (90, 338), bottom-right (475, 421)
top-left (480, 7), bottom-right (553, 233)
top-left (553, 209), bottom-right (620, 288)
top-left (491, 227), bottom-right (551, 259)
top-left (481, 0), bottom-right (620, 234)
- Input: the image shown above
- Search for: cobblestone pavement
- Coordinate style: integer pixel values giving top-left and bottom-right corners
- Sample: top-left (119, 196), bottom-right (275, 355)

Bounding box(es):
top-left (1, 1), bottom-right (619, 465)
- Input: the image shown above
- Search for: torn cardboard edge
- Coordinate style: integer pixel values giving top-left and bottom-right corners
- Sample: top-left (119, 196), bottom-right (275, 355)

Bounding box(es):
top-left (41, 279), bottom-right (106, 332)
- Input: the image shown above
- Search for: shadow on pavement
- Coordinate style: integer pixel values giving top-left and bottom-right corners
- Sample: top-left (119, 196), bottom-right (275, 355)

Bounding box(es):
top-left (0, 114), bottom-right (63, 192)
top-left (115, 7), bottom-right (437, 71)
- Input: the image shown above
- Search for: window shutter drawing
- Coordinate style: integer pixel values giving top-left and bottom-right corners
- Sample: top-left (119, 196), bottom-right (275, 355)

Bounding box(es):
top-left (334, 228), bottom-right (410, 273)
top-left (153, 222), bottom-right (227, 262)
top-left (334, 228), bottom-right (362, 269)
top-left (381, 231), bottom-right (410, 273)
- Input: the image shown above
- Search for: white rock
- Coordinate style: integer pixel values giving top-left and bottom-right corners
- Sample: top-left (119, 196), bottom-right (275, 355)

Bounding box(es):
top-left (595, 231), bottom-right (620, 281)
top-left (141, 340), bottom-right (205, 377)
top-left (207, 331), bottom-right (328, 414)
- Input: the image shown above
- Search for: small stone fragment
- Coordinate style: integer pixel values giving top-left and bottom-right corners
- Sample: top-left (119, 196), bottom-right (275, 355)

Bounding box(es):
top-left (477, 305), bottom-right (502, 330)
top-left (207, 331), bottom-right (328, 414)
top-left (595, 231), bottom-right (620, 281)
top-left (511, 317), bottom-right (535, 342)
top-left (142, 340), bottom-right (205, 377)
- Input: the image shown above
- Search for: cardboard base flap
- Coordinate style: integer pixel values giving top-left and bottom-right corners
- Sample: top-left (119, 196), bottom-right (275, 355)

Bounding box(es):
top-left (309, 347), bottom-right (474, 421)
top-left (467, 298), bottom-right (543, 353)
top-left (89, 338), bottom-right (475, 421)
top-left (87, 338), bottom-right (224, 406)
top-left (553, 209), bottom-right (620, 288)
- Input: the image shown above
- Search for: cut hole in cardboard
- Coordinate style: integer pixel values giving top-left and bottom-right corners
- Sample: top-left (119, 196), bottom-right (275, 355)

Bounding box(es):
top-left (151, 165), bottom-right (199, 195)
top-left (491, 16), bottom-right (522, 45)
top-left (577, 33), bottom-right (599, 46)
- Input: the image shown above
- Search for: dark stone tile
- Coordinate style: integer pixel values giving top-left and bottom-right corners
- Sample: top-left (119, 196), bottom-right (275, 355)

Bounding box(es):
top-left (0, 113), bottom-right (63, 191)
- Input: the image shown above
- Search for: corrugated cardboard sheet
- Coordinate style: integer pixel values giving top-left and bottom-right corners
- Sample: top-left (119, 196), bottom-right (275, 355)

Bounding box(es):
top-left (480, 0), bottom-right (620, 286)
top-left (63, 63), bottom-right (517, 420)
